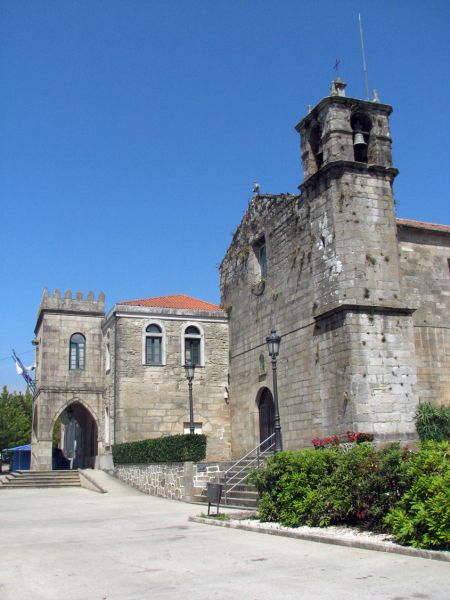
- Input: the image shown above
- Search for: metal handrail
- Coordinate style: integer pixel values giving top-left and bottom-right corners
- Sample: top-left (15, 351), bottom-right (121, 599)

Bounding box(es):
top-left (223, 433), bottom-right (275, 503)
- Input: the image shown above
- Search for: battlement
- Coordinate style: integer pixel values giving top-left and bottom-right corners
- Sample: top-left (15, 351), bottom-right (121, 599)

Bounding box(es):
top-left (35, 288), bottom-right (105, 332)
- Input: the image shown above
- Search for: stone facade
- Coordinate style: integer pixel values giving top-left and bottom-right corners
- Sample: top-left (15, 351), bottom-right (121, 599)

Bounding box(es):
top-left (397, 221), bottom-right (450, 406)
top-left (31, 80), bottom-right (449, 472)
top-left (32, 293), bottom-right (230, 469)
top-left (32, 289), bottom-right (106, 470)
top-left (103, 303), bottom-right (231, 461)
top-left (220, 82), bottom-right (449, 455)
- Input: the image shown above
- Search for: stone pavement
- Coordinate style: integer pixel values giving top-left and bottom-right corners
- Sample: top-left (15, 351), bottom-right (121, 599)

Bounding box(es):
top-left (1, 475), bottom-right (449, 600)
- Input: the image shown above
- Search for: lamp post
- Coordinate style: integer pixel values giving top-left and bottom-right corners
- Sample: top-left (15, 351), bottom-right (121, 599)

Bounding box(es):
top-left (266, 330), bottom-right (282, 452)
top-left (184, 359), bottom-right (196, 435)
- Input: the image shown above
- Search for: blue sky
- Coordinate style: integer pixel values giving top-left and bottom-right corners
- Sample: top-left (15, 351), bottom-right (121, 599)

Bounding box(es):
top-left (1, 0), bottom-right (449, 391)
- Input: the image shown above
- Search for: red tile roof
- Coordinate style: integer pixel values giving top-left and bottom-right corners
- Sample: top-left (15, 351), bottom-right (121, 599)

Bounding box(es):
top-left (397, 218), bottom-right (450, 233)
top-left (118, 294), bottom-right (224, 312)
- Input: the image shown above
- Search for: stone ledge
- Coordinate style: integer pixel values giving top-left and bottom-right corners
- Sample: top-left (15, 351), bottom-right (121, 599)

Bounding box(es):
top-left (313, 302), bottom-right (417, 321)
top-left (189, 516), bottom-right (450, 563)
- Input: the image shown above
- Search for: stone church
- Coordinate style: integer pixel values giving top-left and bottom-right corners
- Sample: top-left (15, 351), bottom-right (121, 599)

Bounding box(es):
top-left (30, 79), bottom-right (450, 471)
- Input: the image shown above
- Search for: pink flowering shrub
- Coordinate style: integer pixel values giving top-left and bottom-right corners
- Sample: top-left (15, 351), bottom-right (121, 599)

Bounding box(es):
top-left (311, 431), bottom-right (374, 448)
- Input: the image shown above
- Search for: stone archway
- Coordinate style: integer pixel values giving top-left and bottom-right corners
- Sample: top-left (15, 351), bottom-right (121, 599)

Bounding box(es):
top-left (53, 402), bottom-right (98, 469)
top-left (256, 387), bottom-right (275, 450)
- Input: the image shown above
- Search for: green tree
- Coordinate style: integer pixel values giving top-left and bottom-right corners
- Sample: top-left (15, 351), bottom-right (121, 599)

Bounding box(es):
top-left (0, 386), bottom-right (33, 450)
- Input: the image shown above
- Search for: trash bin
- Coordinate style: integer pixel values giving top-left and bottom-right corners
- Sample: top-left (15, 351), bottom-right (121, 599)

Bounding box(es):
top-left (207, 482), bottom-right (223, 516)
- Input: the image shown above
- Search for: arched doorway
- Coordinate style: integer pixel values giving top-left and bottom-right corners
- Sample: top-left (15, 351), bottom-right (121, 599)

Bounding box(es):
top-left (53, 402), bottom-right (98, 469)
top-left (257, 388), bottom-right (275, 450)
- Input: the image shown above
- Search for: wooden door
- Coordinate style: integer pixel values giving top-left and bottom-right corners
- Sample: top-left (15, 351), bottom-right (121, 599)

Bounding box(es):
top-left (258, 388), bottom-right (275, 450)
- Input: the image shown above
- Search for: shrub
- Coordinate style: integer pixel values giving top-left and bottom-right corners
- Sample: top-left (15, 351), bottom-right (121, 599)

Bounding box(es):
top-left (416, 402), bottom-right (450, 442)
top-left (112, 434), bottom-right (207, 464)
top-left (384, 441), bottom-right (450, 550)
top-left (311, 431), bottom-right (374, 448)
top-left (326, 443), bottom-right (410, 530)
top-left (249, 443), bottom-right (411, 531)
top-left (249, 448), bottom-right (340, 527)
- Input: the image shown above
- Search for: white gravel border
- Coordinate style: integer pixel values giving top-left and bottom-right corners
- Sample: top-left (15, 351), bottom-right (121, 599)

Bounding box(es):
top-left (189, 515), bottom-right (450, 562)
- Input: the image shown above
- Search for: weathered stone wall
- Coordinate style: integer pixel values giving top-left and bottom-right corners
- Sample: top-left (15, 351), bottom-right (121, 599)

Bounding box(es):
top-left (398, 225), bottom-right (450, 406)
top-left (220, 93), bottom-right (420, 456)
top-left (107, 306), bottom-right (231, 461)
top-left (32, 289), bottom-right (106, 469)
top-left (114, 463), bottom-right (188, 500)
top-left (193, 462), bottom-right (228, 489)
top-left (114, 461), bottom-right (229, 500)
top-left (34, 289), bottom-right (105, 391)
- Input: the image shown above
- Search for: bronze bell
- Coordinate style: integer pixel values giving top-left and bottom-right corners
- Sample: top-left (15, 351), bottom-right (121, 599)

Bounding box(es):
top-left (353, 132), bottom-right (366, 146)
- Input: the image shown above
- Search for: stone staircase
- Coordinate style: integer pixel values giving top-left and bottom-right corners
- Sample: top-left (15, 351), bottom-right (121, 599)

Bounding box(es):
top-left (221, 457), bottom-right (260, 508)
top-left (0, 470), bottom-right (81, 489)
top-left (193, 434), bottom-right (275, 510)
top-left (192, 464), bottom-right (258, 509)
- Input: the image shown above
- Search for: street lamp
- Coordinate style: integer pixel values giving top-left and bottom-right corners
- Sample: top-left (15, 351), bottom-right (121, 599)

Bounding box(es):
top-left (184, 359), bottom-right (196, 435)
top-left (266, 330), bottom-right (282, 452)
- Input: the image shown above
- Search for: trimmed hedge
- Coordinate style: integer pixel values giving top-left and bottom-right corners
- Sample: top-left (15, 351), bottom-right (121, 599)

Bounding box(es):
top-left (112, 434), bottom-right (207, 464)
top-left (416, 402), bottom-right (450, 442)
top-left (249, 441), bottom-right (450, 550)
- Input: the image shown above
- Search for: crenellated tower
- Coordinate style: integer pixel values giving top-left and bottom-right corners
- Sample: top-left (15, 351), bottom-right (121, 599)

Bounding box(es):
top-left (31, 288), bottom-right (108, 470)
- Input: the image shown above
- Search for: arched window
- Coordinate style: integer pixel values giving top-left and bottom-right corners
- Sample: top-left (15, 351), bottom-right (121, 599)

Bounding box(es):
top-left (309, 120), bottom-right (323, 170)
top-left (69, 333), bottom-right (85, 370)
top-left (351, 111), bottom-right (372, 164)
top-left (259, 353), bottom-right (266, 376)
top-left (184, 325), bottom-right (203, 366)
top-left (145, 323), bottom-right (163, 365)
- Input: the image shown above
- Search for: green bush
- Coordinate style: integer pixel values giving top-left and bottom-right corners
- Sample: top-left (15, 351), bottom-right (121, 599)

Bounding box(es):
top-left (250, 441), bottom-right (450, 550)
top-left (324, 443), bottom-right (411, 530)
top-left (250, 448), bottom-right (340, 527)
top-left (112, 434), bottom-right (207, 464)
top-left (249, 443), bottom-right (411, 531)
top-left (384, 441), bottom-right (450, 550)
top-left (416, 402), bottom-right (450, 442)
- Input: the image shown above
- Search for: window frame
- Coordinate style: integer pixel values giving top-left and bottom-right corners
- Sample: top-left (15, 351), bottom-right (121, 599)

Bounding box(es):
top-left (142, 321), bottom-right (166, 366)
top-left (252, 236), bottom-right (267, 280)
top-left (181, 322), bottom-right (205, 367)
top-left (69, 333), bottom-right (86, 371)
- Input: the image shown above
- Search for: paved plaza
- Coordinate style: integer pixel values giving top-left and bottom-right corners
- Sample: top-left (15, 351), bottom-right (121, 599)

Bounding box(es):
top-left (1, 475), bottom-right (449, 600)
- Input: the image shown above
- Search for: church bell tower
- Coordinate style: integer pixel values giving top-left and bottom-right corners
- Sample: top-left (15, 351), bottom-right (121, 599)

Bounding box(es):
top-left (295, 79), bottom-right (418, 444)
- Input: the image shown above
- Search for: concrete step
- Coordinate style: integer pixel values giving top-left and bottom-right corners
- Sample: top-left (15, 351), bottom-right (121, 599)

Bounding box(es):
top-left (0, 470), bottom-right (81, 489)
top-left (16, 470), bottom-right (77, 476)
top-left (1, 482), bottom-right (81, 488)
top-left (11, 474), bottom-right (79, 480)
top-left (194, 484), bottom-right (259, 509)
top-left (223, 497), bottom-right (258, 508)
top-left (13, 472), bottom-right (78, 477)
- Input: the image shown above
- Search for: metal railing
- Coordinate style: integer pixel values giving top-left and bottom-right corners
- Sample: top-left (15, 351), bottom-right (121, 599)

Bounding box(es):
top-left (223, 433), bottom-right (275, 503)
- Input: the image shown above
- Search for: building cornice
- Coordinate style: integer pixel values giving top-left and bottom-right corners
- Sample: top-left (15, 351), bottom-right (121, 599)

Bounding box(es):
top-left (295, 95), bottom-right (393, 132)
top-left (300, 160), bottom-right (399, 193)
top-left (313, 302), bottom-right (416, 322)
top-left (396, 218), bottom-right (450, 236)
top-left (102, 304), bottom-right (228, 330)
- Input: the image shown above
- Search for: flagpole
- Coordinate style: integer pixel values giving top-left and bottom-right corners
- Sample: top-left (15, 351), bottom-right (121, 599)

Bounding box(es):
top-left (12, 349), bottom-right (36, 395)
